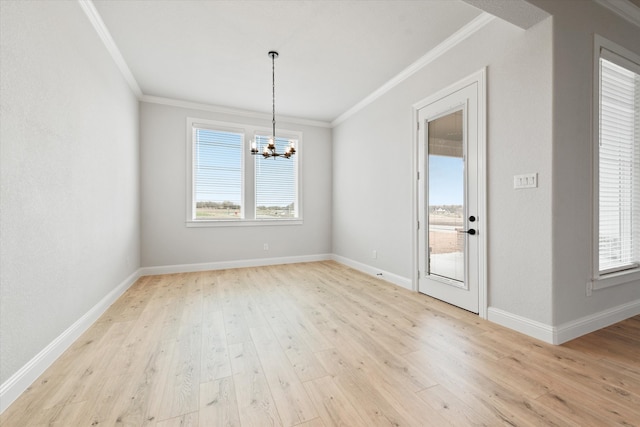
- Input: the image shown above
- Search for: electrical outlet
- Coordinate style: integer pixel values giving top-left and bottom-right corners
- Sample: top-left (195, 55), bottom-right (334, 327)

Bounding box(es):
top-left (263, 243), bottom-right (269, 251)
top-left (372, 250), bottom-right (377, 259)
top-left (514, 173), bottom-right (538, 189)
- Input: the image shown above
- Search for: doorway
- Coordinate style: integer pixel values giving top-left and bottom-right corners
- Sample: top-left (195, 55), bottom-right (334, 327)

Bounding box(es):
top-left (414, 70), bottom-right (486, 317)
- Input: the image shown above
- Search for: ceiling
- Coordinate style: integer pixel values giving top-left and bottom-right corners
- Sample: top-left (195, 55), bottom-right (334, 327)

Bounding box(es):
top-left (92, 0), bottom-right (489, 123)
top-left (84, 0), bottom-right (576, 124)
top-left (87, 0), bottom-right (640, 124)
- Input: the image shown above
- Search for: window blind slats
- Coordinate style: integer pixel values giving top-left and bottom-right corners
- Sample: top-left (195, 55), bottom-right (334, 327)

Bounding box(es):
top-left (191, 126), bottom-right (300, 221)
top-left (599, 57), bottom-right (640, 272)
top-left (194, 128), bottom-right (243, 219)
top-left (255, 135), bottom-right (298, 218)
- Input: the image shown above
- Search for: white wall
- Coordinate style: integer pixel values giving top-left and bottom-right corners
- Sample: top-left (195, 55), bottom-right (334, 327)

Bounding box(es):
top-left (528, 0), bottom-right (640, 327)
top-left (139, 101), bottom-right (332, 268)
top-left (333, 18), bottom-right (554, 324)
top-left (0, 1), bottom-right (140, 384)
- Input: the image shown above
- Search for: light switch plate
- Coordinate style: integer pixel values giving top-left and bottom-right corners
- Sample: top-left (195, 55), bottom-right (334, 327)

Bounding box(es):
top-left (514, 173), bottom-right (537, 189)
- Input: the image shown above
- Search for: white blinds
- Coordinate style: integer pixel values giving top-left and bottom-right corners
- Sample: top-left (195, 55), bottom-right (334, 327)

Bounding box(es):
top-left (255, 135), bottom-right (298, 218)
top-left (194, 128), bottom-right (243, 219)
top-left (598, 52), bottom-right (640, 273)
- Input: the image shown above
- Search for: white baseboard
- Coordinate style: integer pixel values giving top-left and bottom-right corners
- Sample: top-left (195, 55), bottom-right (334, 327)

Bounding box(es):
top-left (331, 254), bottom-right (413, 290)
top-left (1, 254), bottom-right (333, 414)
top-left (555, 298), bottom-right (640, 344)
top-left (4, 255), bottom-right (637, 415)
top-left (489, 298), bottom-right (640, 345)
top-left (139, 253), bottom-right (332, 276)
top-left (487, 307), bottom-right (555, 344)
top-left (0, 269), bottom-right (141, 414)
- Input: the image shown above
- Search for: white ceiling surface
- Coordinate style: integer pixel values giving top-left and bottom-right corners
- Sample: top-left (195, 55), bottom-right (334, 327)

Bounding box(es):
top-left (92, 0), bottom-right (484, 123)
top-left (462, 0), bottom-right (548, 29)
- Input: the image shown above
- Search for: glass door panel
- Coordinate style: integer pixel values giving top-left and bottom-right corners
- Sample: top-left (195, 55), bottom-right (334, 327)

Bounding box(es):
top-left (427, 110), bottom-right (464, 283)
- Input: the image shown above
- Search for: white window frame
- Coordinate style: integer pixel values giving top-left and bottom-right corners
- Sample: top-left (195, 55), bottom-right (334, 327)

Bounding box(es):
top-left (591, 35), bottom-right (640, 291)
top-left (186, 117), bottom-right (303, 227)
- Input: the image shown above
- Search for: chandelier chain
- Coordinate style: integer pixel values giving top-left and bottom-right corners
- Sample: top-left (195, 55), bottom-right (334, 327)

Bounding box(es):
top-left (272, 51), bottom-right (276, 140)
top-left (250, 50), bottom-right (295, 159)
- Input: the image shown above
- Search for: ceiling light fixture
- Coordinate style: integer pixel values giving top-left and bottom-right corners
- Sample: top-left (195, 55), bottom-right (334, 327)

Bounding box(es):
top-left (250, 51), bottom-right (296, 159)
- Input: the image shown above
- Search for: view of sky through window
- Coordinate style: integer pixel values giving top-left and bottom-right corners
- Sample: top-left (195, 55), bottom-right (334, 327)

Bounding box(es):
top-left (429, 155), bottom-right (464, 205)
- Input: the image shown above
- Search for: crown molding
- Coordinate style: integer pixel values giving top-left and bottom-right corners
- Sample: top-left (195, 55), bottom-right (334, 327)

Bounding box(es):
top-left (140, 95), bottom-right (332, 128)
top-left (79, 0), bottom-right (498, 129)
top-left (593, 0), bottom-right (640, 28)
top-left (332, 12), bottom-right (495, 127)
top-left (77, 0), bottom-right (143, 97)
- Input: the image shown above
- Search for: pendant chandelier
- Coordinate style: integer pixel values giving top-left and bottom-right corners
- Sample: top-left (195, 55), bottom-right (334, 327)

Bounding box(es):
top-left (250, 51), bottom-right (296, 159)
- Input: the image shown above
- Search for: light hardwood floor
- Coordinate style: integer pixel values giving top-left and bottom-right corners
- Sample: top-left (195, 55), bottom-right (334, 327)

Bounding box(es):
top-left (2, 261), bottom-right (639, 426)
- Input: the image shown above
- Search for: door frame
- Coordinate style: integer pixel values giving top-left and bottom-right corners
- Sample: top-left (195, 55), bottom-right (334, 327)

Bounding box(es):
top-left (411, 68), bottom-right (487, 319)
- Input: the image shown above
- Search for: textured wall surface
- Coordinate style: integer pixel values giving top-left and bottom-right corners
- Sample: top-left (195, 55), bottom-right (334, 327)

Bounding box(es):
top-left (528, 0), bottom-right (640, 325)
top-left (139, 102), bottom-right (332, 267)
top-left (332, 17), bottom-right (554, 324)
top-left (0, 1), bottom-right (140, 384)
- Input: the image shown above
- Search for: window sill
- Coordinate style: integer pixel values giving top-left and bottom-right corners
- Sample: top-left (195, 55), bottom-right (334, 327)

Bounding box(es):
top-left (186, 219), bottom-right (303, 228)
top-left (591, 267), bottom-right (640, 291)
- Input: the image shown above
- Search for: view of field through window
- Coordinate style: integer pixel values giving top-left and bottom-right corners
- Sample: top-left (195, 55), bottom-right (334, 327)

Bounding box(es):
top-left (194, 128), bottom-right (243, 219)
top-left (255, 135), bottom-right (298, 219)
top-left (427, 110), bottom-right (465, 282)
top-left (427, 151), bottom-right (464, 255)
top-left (428, 204), bottom-right (463, 255)
top-left (193, 128), bottom-right (298, 220)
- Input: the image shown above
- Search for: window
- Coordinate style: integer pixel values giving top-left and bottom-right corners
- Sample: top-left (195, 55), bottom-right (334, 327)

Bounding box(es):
top-left (187, 118), bottom-right (301, 226)
top-left (595, 37), bottom-right (640, 280)
top-left (193, 127), bottom-right (244, 220)
top-left (254, 135), bottom-right (298, 218)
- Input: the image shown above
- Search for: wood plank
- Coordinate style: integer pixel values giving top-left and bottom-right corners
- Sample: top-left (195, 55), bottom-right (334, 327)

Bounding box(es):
top-left (201, 271), bottom-right (223, 313)
top-left (303, 376), bottom-right (369, 427)
top-left (264, 309), bottom-right (328, 382)
top-left (249, 327), bottom-right (318, 426)
top-left (292, 294), bottom-right (438, 393)
top-left (73, 374), bottom-right (131, 427)
top-left (26, 400), bottom-right (86, 426)
top-left (102, 336), bottom-right (174, 426)
top-left (199, 378), bottom-right (240, 427)
top-left (40, 319), bottom-right (134, 409)
top-left (229, 341), bottom-right (283, 426)
top-left (294, 418), bottom-right (326, 427)
top-left (404, 345), bottom-right (568, 426)
top-left (154, 411), bottom-right (199, 427)
top-left (417, 385), bottom-right (495, 427)
top-left (2, 263), bottom-right (639, 427)
top-left (316, 348), bottom-right (449, 427)
top-left (200, 310), bottom-right (231, 382)
top-left (157, 280), bottom-right (203, 421)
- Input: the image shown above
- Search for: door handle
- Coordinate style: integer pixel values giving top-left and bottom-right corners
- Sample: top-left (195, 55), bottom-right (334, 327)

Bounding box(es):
top-left (457, 229), bottom-right (476, 235)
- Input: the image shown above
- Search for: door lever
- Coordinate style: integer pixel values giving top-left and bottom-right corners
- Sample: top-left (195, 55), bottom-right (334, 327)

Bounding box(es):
top-left (457, 229), bottom-right (476, 235)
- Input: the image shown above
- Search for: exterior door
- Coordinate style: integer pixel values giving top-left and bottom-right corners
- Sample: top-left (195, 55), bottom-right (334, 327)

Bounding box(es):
top-left (417, 82), bottom-right (480, 313)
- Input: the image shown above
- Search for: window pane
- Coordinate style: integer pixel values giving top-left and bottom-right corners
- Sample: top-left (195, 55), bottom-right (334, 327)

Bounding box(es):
top-left (599, 57), bottom-right (640, 272)
top-left (255, 135), bottom-right (298, 219)
top-left (194, 128), bottom-right (243, 220)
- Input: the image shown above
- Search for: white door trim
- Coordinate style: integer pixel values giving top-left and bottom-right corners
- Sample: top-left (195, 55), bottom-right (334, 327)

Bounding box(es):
top-left (411, 68), bottom-right (487, 319)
